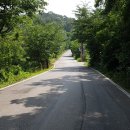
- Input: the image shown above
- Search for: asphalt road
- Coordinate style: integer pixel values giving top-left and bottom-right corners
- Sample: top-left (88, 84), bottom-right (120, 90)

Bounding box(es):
top-left (0, 50), bottom-right (130, 130)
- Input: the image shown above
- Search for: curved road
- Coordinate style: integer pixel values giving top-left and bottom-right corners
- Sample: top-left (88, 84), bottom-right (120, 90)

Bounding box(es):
top-left (0, 50), bottom-right (130, 130)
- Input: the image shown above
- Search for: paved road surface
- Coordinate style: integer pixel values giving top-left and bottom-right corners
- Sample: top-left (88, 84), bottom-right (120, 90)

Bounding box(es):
top-left (0, 50), bottom-right (130, 130)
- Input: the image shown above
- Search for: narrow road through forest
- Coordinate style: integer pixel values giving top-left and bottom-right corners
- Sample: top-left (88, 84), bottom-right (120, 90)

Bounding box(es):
top-left (0, 50), bottom-right (130, 130)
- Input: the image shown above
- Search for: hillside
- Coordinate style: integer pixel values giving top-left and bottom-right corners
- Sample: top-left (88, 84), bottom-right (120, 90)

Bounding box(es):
top-left (39, 11), bottom-right (74, 32)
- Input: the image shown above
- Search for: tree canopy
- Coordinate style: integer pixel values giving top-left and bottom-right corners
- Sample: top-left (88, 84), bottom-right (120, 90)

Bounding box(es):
top-left (0, 0), bottom-right (47, 35)
top-left (71, 1), bottom-right (130, 89)
top-left (0, 7), bottom-right (71, 86)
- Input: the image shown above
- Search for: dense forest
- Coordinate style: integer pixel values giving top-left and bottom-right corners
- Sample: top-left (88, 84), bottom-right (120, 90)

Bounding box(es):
top-left (40, 11), bottom-right (74, 32)
top-left (0, 0), bottom-right (73, 88)
top-left (71, 0), bottom-right (130, 90)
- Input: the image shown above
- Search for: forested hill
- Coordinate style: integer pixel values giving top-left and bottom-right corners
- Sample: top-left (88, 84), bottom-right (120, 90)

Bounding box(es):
top-left (39, 11), bottom-right (74, 32)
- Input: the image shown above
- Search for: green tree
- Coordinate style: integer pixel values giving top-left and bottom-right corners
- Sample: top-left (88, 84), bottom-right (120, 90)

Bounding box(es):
top-left (73, 5), bottom-right (91, 61)
top-left (25, 23), bottom-right (66, 69)
top-left (0, 0), bottom-right (47, 35)
top-left (70, 40), bottom-right (80, 59)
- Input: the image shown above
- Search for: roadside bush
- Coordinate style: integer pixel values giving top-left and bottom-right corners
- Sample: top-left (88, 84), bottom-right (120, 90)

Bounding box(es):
top-left (70, 40), bottom-right (80, 59)
top-left (0, 69), bottom-right (8, 82)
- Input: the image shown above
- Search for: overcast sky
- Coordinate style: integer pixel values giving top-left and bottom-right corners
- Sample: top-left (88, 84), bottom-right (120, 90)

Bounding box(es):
top-left (45, 0), bottom-right (95, 18)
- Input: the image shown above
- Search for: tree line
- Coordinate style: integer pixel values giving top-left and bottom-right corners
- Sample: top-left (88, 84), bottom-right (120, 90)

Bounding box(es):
top-left (71, 0), bottom-right (130, 89)
top-left (0, 0), bottom-right (73, 86)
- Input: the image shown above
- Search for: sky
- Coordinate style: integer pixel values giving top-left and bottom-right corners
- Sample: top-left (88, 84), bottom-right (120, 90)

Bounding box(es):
top-left (45, 0), bottom-right (95, 18)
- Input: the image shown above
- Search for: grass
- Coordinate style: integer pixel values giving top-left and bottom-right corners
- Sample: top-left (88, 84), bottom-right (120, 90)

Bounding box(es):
top-left (93, 67), bottom-right (130, 93)
top-left (0, 67), bottom-right (53, 89)
top-left (101, 71), bottom-right (130, 93)
top-left (0, 51), bottom-right (66, 89)
top-left (77, 58), bottom-right (82, 62)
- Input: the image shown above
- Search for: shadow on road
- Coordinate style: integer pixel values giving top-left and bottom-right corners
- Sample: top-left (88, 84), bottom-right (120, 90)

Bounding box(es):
top-left (0, 66), bottom-right (130, 130)
top-left (0, 66), bottom-right (82, 130)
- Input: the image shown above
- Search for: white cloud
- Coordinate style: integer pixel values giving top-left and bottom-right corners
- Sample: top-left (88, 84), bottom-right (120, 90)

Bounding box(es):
top-left (45, 0), bottom-right (95, 18)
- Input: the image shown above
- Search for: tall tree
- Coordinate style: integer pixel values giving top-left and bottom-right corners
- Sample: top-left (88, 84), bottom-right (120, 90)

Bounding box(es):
top-left (73, 5), bottom-right (91, 61)
top-left (0, 0), bottom-right (47, 35)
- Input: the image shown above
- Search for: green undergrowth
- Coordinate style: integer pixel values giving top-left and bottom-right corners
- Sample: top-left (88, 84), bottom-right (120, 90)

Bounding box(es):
top-left (0, 51), bottom-right (65, 89)
top-left (99, 70), bottom-right (130, 93)
top-left (77, 58), bottom-right (82, 62)
top-left (0, 67), bottom-right (52, 89)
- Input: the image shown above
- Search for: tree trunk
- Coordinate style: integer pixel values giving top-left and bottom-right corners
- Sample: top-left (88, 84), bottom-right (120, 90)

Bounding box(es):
top-left (46, 59), bottom-right (49, 68)
top-left (80, 43), bottom-right (84, 61)
top-left (40, 62), bottom-right (43, 70)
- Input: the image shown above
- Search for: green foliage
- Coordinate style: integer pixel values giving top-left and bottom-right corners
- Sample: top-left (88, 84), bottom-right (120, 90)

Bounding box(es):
top-left (70, 40), bottom-right (80, 59)
top-left (0, 37), bottom-right (25, 68)
top-left (0, 0), bottom-right (47, 35)
top-left (0, 10), bottom-right (70, 87)
top-left (37, 12), bottom-right (74, 32)
top-left (77, 58), bottom-right (82, 62)
top-left (72, 1), bottom-right (130, 89)
top-left (73, 5), bottom-right (91, 44)
top-left (0, 65), bottom-right (22, 82)
top-left (25, 22), bottom-right (66, 69)
top-left (0, 33), bottom-right (25, 83)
